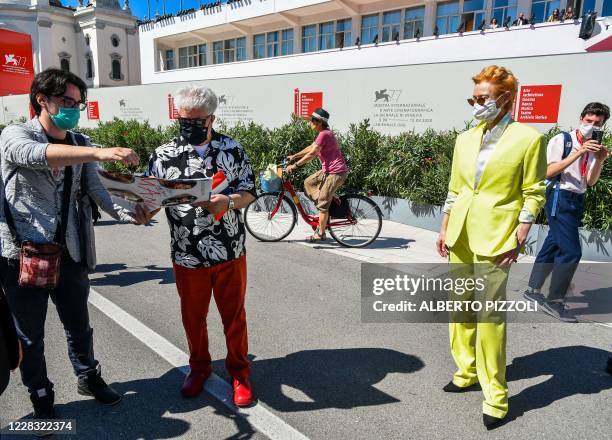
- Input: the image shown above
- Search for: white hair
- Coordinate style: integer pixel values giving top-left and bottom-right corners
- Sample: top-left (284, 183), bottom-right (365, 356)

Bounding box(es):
top-left (173, 85), bottom-right (218, 114)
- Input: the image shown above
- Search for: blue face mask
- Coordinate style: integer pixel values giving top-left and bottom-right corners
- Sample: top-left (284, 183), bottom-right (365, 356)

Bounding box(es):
top-left (50, 107), bottom-right (80, 130)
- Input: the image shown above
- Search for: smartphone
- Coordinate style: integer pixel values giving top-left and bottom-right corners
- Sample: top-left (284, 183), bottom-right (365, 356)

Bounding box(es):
top-left (592, 129), bottom-right (604, 144)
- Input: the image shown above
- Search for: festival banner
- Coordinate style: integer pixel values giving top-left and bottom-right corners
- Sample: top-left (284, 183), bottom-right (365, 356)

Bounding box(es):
top-left (0, 29), bottom-right (35, 97)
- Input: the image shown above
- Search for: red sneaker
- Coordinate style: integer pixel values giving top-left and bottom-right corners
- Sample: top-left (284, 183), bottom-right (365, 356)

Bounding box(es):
top-left (181, 369), bottom-right (211, 398)
top-left (233, 378), bottom-right (254, 407)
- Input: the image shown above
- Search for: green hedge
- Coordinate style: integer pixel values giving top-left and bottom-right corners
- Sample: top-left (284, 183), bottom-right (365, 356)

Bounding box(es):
top-left (78, 116), bottom-right (611, 231)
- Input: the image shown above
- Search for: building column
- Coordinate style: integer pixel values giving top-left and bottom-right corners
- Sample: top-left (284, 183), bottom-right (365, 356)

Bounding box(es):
top-left (153, 36), bottom-right (161, 71)
top-left (36, 17), bottom-right (54, 72)
top-left (424, 0), bottom-right (437, 37)
top-left (593, 0), bottom-right (604, 14)
top-left (516, 0), bottom-right (532, 18)
top-left (245, 33), bottom-right (254, 60)
top-left (293, 25), bottom-right (302, 53)
top-left (206, 39), bottom-right (214, 65)
top-left (351, 14), bottom-right (360, 45)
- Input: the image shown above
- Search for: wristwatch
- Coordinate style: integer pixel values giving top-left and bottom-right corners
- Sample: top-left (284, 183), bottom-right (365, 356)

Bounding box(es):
top-left (227, 195), bottom-right (235, 210)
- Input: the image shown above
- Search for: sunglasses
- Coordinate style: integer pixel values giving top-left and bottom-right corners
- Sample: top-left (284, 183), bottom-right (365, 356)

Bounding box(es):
top-left (467, 96), bottom-right (490, 107)
top-left (178, 116), bottom-right (213, 127)
top-left (467, 91), bottom-right (510, 107)
top-left (50, 95), bottom-right (87, 111)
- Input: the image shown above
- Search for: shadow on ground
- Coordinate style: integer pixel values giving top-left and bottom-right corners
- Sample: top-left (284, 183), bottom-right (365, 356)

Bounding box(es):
top-left (506, 345), bottom-right (612, 421)
top-left (90, 264), bottom-right (175, 287)
top-left (216, 348), bottom-right (425, 412)
top-left (4, 369), bottom-right (256, 440)
top-left (296, 236), bottom-right (415, 250)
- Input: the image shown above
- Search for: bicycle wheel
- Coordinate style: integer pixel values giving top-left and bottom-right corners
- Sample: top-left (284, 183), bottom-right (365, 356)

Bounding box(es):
top-left (244, 192), bottom-right (297, 242)
top-left (328, 194), bottom-right (382, 248)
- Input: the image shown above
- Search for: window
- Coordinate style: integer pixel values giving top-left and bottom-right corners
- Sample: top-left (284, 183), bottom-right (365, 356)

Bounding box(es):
top-left (531, 0), bottom-right (560, 22)
top-left (60, 58), bottom-right (70, 72)
top-left (85, 34), bottom-right (90, 46)
top-left (224, 38), bottom-right (236, 63)
top-left (436, 1), bottom-right (461, 34)
top-left (179, 45), bottom-right (198, 68)
top-left (462, 0), bottom-right (486, 31)
top-left (492, 0), bottom-right (518, 26)
top-left (335, 18), bottom-right (352, 48)
top-left (281, 29), bottom-right (294, 55)
top-left (254, 34), bottom-right (265, 59)
top-left (213, 41), bottom-right (223, 64)
top-left (581, 0), bottom-right (596, 14)
top-left (382, 10), bottom-right (401, 42)
top-left (603, 0), bottom-right (612, 16)
top-left (111, 59), bottom-right (121, 80)
top-left (236, 37), bottom-right (246, 61)
top-left (198, 44), bottom-right (207, 66)
top-left (361, 14), bottom-right (379, 44)
top-left (267, 31), bottom-right (279, 57)
top-left (302, 24), bottom-right (316, 53)
top-left (86, 56), bottom-right (93, 78)
top-left (164, 49), bottom-right (175, 70)
top-left (404, 7), bottom-right (425, 39)
top-left (111, 34), bottom-right (120, 47)
top-left (319, 21), bottom-right (334, 50)
top-left (213, 38), bottom-right (245, 64)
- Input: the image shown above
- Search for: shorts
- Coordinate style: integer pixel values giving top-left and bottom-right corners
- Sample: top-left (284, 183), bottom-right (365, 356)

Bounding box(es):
top-left (304, 170), bottom-right (348, 214)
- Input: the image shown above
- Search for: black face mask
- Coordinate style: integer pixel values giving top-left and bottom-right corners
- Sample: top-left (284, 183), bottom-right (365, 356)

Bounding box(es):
top-left (179, 118), bottom-right (209, 145)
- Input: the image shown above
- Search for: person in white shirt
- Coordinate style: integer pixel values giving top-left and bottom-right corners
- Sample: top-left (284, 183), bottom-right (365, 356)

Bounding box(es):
top-left (525, 102), bottom-right (609, 322)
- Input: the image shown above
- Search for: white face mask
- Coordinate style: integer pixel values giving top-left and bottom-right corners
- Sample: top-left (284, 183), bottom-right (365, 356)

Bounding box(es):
top-left (472, 92), bottom-right (509, 122)
top-left (579, 123), bottom-right (594, 138)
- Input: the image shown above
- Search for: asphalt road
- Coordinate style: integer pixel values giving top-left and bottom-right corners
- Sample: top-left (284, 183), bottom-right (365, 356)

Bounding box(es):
top-left (1, 214), bottom-right (611, 440)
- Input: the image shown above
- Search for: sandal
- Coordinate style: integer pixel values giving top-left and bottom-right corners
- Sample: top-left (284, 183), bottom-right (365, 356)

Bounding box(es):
top-left (307, 228), bottom-right (327, 242)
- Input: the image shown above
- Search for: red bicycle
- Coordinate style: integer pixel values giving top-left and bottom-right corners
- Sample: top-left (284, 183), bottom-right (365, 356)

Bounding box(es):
top-left (244, 162), bottom-right (383, 247)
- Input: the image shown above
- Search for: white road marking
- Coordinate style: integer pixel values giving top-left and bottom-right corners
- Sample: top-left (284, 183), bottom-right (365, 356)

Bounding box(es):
top-left (88, 288), bottom-right (310, 440)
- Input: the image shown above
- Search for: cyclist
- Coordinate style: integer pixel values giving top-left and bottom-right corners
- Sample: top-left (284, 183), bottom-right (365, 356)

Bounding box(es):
top-left (286, 108), bottom-right (349, 242)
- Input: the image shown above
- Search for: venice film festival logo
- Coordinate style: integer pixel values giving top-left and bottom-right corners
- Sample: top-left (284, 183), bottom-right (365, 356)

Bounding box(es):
top-left (218, 95), bottom-right (234, 106)
top-left (374, 89), bottom-right (402, 103)
top-left (3, 54), bottom-right (26, 67)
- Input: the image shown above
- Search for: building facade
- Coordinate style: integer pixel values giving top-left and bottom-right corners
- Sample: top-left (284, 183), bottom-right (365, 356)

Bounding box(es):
top-left (0, 0), bottom-right (140, 92)
top-left (140, 0), bottom-right (611, 83)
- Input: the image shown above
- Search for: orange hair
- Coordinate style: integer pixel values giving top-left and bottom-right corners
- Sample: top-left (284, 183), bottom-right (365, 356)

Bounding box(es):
top-left (472, 65), bottom-right (518, 113)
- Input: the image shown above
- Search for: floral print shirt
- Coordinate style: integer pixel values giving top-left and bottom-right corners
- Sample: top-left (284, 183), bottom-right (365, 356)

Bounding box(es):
top-left (146, 131), bottom-right (256, 268)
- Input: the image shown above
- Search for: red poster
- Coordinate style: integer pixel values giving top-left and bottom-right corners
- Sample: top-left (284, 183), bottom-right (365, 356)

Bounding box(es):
top-left (87, 101), bottom-right (100, 120)
top-left (516, 85), bottom-right (562, 123)
top-left (294, 88), bottom-right (323, 118)
top-left (168, 94), bottom-right (179, 119)
top-left (0, 29), bottom-right (35, 97)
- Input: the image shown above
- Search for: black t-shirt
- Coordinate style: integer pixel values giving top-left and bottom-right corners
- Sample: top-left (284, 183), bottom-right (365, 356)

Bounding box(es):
top-left (46, 133), bottom-right (74, 242)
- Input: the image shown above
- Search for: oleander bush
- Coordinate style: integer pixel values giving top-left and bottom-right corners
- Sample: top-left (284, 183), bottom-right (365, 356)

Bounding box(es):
top-left (76, 116), bottom-right (611, 231)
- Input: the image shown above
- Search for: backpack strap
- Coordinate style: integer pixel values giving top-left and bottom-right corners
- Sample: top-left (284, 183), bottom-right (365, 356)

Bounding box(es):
top-left (561, 131), bottom-right (573, 160)
top-left (2, 168), bottom-right (20, 242)
top-left (550, 132), bottom-right (574, 217)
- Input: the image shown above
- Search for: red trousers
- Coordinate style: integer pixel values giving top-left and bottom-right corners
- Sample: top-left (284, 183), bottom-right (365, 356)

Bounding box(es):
top-left (173, 255), bottom-right (250, 380)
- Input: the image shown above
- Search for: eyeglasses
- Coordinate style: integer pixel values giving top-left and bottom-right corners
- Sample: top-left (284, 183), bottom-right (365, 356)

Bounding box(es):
top-left (51, 95), bottom-right (87, 111)
top-left (467, 96), bottom-right (490, 107)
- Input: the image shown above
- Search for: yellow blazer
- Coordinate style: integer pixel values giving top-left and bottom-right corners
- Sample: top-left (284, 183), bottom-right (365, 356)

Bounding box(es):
top-left (445, 120), bottom-right (547, 257)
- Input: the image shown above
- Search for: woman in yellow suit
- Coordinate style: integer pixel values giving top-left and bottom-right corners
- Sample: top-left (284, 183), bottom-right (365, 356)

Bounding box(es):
top-left (436, 66), bottom-right (547, 429)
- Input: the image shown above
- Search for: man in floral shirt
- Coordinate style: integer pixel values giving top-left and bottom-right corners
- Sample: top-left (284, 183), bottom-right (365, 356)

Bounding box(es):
top-left (147, 85), bottom-right (256, 406)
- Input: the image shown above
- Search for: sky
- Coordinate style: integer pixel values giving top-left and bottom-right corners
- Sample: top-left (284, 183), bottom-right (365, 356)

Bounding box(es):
top-left (62, 0), bottom-right (218, 20)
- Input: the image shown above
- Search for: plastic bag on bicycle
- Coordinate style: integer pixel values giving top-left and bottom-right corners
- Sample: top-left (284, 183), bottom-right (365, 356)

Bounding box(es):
top-left (260, 164), bottom-right (282, 192)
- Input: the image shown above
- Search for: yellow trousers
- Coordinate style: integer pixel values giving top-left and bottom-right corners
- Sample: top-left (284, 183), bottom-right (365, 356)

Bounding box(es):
top-left (448, 227), bottom-right (509, 418)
